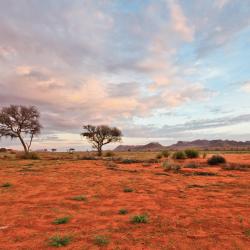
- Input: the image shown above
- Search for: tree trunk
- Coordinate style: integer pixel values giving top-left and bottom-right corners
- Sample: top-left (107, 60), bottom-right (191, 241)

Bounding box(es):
top-left (18, 135), bottom-right (28, 154)
top-left (97, 145), bottom-right (102, 156)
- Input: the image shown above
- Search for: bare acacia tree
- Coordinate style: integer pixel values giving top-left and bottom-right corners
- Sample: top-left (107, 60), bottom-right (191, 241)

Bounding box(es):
top-left (0, 105), bottom-right (42, 154)
top-left (81, 125), bottom-right (122, 156)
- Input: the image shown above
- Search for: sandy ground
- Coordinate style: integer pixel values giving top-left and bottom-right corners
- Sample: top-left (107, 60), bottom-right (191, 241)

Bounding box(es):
top-left (0, 154), bottom-right (249, 249)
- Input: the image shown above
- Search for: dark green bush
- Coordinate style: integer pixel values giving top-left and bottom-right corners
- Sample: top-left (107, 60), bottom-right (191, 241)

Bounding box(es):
top-left (172, 151), bottom-right (186, 160)
top-left (119, 208), bottom-right (128, 215)
top-left (53, 217), bottom-right (70, 225)
top-left (207, 155), bottom-right (226, 165)
top-left (123, 187), bottom-right (133, 193)
top-left (184, 149), bottom-right (199, 158)
top-left (131, 214), bottom-right (148, 223)
top-left (48, 235), bottom-right (71, 247)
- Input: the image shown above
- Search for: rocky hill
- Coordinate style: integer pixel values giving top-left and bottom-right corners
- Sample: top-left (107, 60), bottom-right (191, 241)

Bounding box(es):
top-left (114, 142), bottom-right (165, 152)
top-left (114, 140), bottom-right (250, 151)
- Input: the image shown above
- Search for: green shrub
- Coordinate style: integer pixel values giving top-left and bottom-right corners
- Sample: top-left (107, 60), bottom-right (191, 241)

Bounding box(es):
top-left (120, 159), bottom-right (141, 164)
top-left (207, 155), bottom-right (226, 165)
top-left (184, 162), bottom-right (199, 168)
top-left (162, 161), bottom-right (181, 172)
top-left (48, 235), bottom-right (71, 247)
top-left (161, 150), bottom-right (170, 158)
top-left (1, 182), bottom-right (12, 188)
top-left (156, 153), bottom-right (162, 159)
top-left (123, 188), bottom-right (133, 193)
top-left (94, 235), bottom-right (109, 246)
top-left (131, 214), bottom-right (148, 223)
top-left (71, 195), bottom-right (87, 201)
top-left (172, 151), bottom-right (186, 160)
top-left (184, 149), bottom-right (199, 158)
top-left (202, 152), bottom-right (207, 159)
top-left (104, 151), bottom-right (115, 157)
top-left (119, 208), bottom-right (128, 215)
top-left (53, 217), bottom-right (70, 225)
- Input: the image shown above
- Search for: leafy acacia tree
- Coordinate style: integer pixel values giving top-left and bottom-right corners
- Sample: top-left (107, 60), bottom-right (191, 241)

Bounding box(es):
top-left (81, 125), bottom-right (122, 156)
top-left (0, 105), bottom-right (42, 154)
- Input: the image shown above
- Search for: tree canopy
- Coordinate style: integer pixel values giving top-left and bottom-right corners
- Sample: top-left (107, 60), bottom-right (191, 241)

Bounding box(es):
top-left (81, 125), bottom-right (122, 156)
top-left (0, 105), bottom-right (41, 153)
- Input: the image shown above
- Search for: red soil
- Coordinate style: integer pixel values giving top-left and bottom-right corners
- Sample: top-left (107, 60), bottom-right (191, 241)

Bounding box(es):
top-left (0, 154), bottom-right (249, 249)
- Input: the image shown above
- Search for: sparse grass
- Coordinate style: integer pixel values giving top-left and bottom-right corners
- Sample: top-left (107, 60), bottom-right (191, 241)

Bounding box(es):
top-left (243, 229), bottom-right (250, 238)
top-left (123, 187), bottom-right (133, 192)
top-left (162, 161), bottom-right (181, 172)
top-left (1, 182), bottom-right (12, 188)
top-left (172, 151), bottom-right (187, 160)
top-left (18, 152), bottom-right (40, 160)
top-left (119, 208), bottom-right (128, 215)
top-left (104, 151), bottom-right (115, 157)
top-left (184, 162), bottom-right (199, 168)
top-left (131, 214), bottom-right (148, 223)
top-left (207, 155), bottom-right (226, 165)
top-left (53, 216), bottom-right (70, 225)
top-left (221, 163), bottom-right (249, 171)
top-left (71, 195), bottom-right (87, 201)
top-left (105, 161), bottom-right (117, 168)
top-left (48, 235), bottom-right (71, 247)
top-left (193, 171), bottom-right (217, 176)
top-left (187, 184), bottom-right (204, 188)
top-left (94, 235), bottom-right (109, 246)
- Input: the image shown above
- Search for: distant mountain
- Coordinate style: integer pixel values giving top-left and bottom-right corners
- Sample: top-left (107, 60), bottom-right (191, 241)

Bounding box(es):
top-left (114, 142), bottom-right (165, 152)
top-left (167, 139), bottom-right (250, 150)
top-left (114, 140), bottom-right (250, 151)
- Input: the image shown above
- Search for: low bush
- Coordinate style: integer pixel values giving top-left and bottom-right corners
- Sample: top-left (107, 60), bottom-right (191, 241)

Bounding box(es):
top-left (71, 195), bottom-right (87, 201)
top-left (202, 152), bottom-right (207, 159)
top-left (161, 150), bottom-right (170, 158)
top-left (119, 208), bottom-right (128, 215)
top-left (105, 161), bottom-right (117, 168)
top-left (48, 235), bottom-right (71, 247)
top-left (18, 152), bottom-right (40, 160)
top-left (162, 161), bottom-right (181, 172)
top-left (94, 235), bottom-right (109, 246)
top-left (156, 153), bottom-right (162, 159)
top-left (53, 217), bottom-right (70, 225)
top-left (1, 182), bottom-right (12, 188)
top-left (104, 151), bottom-right (115, 157)
top-left (172, 151), bottom-right (187, 160)
top-left (184, 149), bottom-right (199, 158)
top-left (221, 163), bottom-right (249, 171)
top-left (207, 155), bottom-right (226, 165)
top-left (123, 187), bottom-right (133, 193)
top-left (80, 155), bottom-right (96, 160)
top-left (131, 214), bottom-right (148, 223)
top-left (184, 162), bottom-right (199, 169)
top-left (120, 159), bottom-right (142, 164)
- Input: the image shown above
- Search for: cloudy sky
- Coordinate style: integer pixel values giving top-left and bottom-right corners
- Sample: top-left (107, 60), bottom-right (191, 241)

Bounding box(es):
top-left (0, 0), bottom-right (250, 151)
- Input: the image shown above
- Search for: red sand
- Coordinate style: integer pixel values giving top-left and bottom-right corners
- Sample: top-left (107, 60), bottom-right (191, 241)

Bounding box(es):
top-left (0, 154), bottom-right (249, 249)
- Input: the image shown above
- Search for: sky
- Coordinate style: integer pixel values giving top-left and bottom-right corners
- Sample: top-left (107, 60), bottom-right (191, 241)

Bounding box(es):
top-left (0, 0), bottom-right (250, 151)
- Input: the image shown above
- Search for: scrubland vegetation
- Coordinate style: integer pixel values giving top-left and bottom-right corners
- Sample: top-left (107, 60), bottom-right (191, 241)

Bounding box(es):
top-left (0, 149), bottom-right (250, 249)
